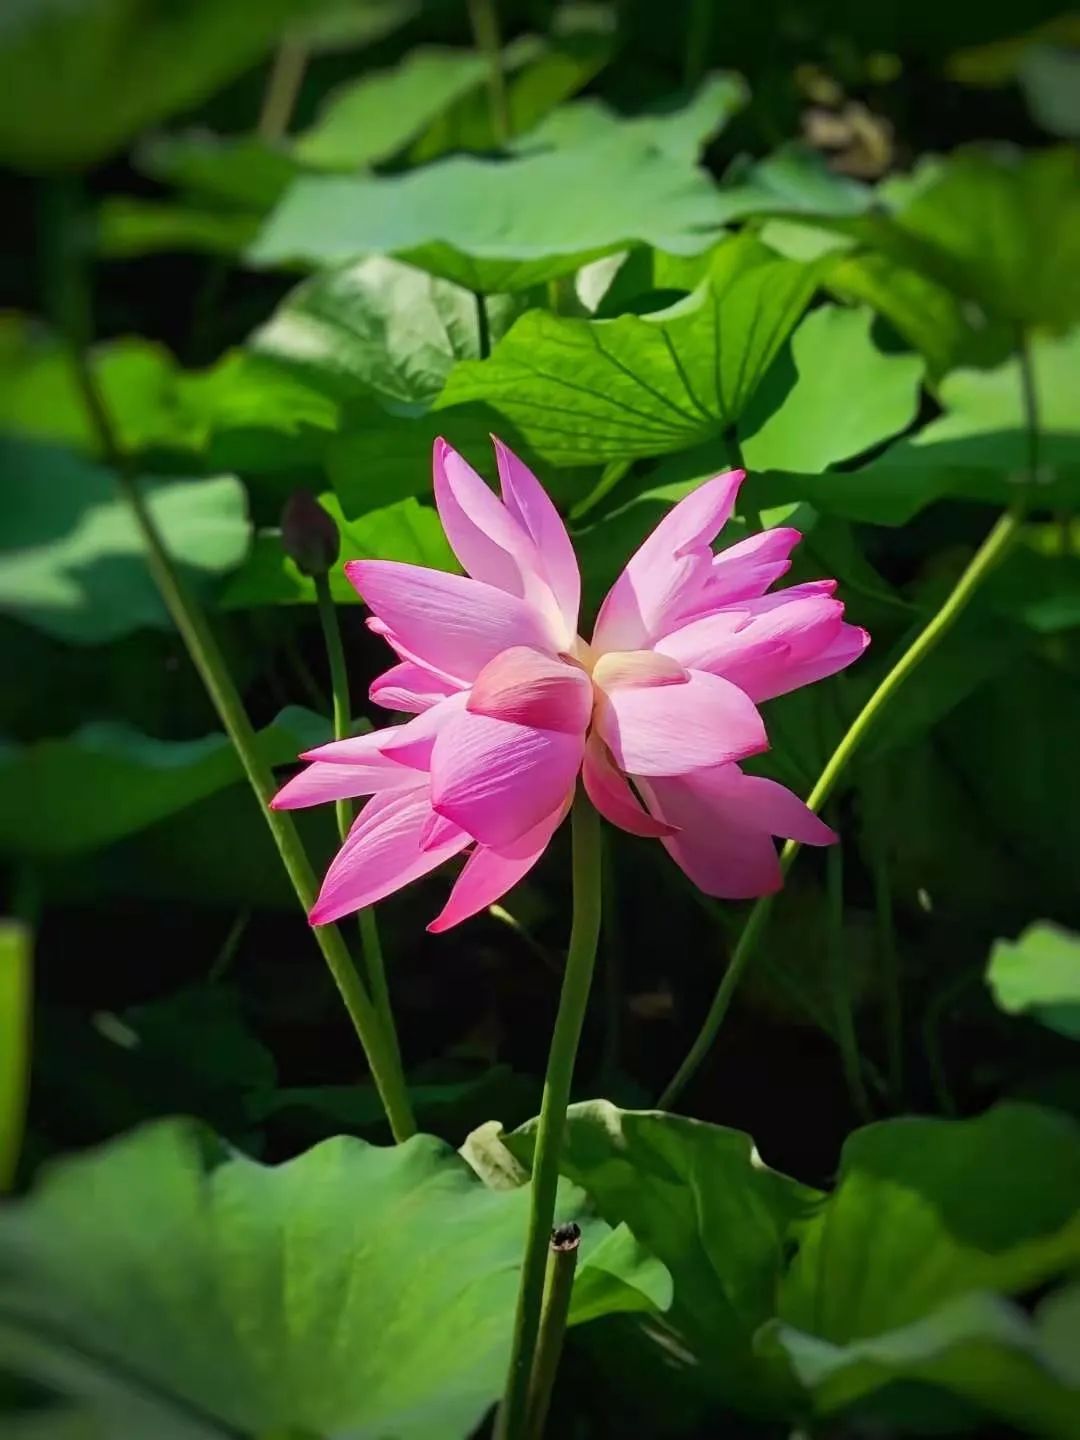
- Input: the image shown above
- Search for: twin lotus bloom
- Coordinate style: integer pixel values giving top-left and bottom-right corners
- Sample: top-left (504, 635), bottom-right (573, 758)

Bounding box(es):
top-left (272, 439), bottom-right (869, 933)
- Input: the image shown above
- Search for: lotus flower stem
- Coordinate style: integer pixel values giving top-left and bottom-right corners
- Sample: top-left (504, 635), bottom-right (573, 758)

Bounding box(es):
top-left (474, 290), bottom-right (492, 358)
top-left (314, 572), bottom-right (403, 1080)
top-left (258, 37), bottom-right (308, 141)
top-left (71, 348), bottom-right (417, 1142)
top-left (826, 839), bottom-right (871, 1120)
top-left (467, 0), bottom-right (509, 144)
top-left (657, 332), bottom-right (1040, 1111)
top-left (524, 1223), bottom-right (582, 1440)
top-left (495, 793), bottom-right (602, 1440)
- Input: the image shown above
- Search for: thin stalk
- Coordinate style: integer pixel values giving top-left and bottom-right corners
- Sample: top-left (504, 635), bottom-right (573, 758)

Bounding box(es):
top-left (569, 459), bottom-right (631, 522)
top-left (475, 290), bottom-right (492, 359)
top-left (864, 776), bottom-right (903, 1098)
top-left (657, 332), bottom-right (1039, 1112)
top-left (258, 37), bottom-right (308, 141)
top-left (683, 0), bottom-right (713, 87)
top-left (467, 0), bottom-right (510, 144)
top-left (825, 841), bottom-right (871, 1120)
top-left (314, 572), bottom-right (401, 1068)
top-left (598, 833), bottom-right (622, 1086)
top-left (207, 908), bottom-right (250, 984)
top-left (71, 350), bottom-right (416, 1142)
top-left (495, 795), bottom-right (603, 1440)
top-left (525, 1224), bottom-right (582, 1440)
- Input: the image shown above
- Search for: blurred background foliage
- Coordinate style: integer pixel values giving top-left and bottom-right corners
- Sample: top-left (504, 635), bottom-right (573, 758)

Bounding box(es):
top-left (1, 1), bottom-right (1079, 1437)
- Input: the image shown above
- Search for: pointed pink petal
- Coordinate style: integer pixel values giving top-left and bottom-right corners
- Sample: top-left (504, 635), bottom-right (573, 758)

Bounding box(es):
top-left (467, 646), bottom-right (592, 733)
top-left (592, 470), bottom-right (744, 651)
top-left (494, 437), bottom-right (580, 639)
top-left (271, 755), bottom-right (420, 810)
top-left (369, 661), bottom-right (461, 713)
top-left (427, 798), bottom-right (570, 933)
top-left (705, 527), bottom-right (801, 606)
top-left (726, 772), bottom-right (836, 845)
top-left (309, 790), bottom-right (470, 926)
top-left (749, 623), bottom-right (869, 701)
top-left (656, 610), bottom-right (784, 674)
top-left (639, 771), bottom-right (784, 898)
top-left (711, 597), bottom-right (847, 702)
top-left (591, 649), bottom-right (686, 690)
top-left (377, 692), bottom-right (468, 769)
top-left (430, 707), bottom-right (584, 846)
top-left (302, 728), bottom-right (402, 763)
top-left (595, 667), bottom-right (767, 776)
top-left (433, 439), bottom-right (571, 648)
top-left (581, 736), bottom-right (676, 838)
top-left (419, 807), bottom-right (465, 850)
top-left (346, 560), bottom-right (557, 683)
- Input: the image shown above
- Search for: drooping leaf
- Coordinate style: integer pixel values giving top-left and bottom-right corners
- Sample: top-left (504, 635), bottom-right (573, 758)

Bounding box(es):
top-left (0, 1119), bottom-right (669, 1439)
top-left (96, 200), bottom-right (261, 260)
top-left (293, 47), bottom-right (490, 170)
top-left (249, 257), bottom-right (515, 409)
top-left (0, 708), bottom-right (327, 858)
top-left (779, 1103), bottom-right (1080, 1339)
top-left (249, 128), bottom-right (733, 291)
top-left (739, 305), bottom-right (923, 473)
top-left (759, 1288), bottom-right (1080, 1438)
top-left (506, 1102), bottom-right (822, 1415)
top-left (439, 237), bottom-right (821, 466)
top-left (987, 923), bottom-right (1080, 1040)
top-left (221, 493), bottom-right (456, 608)
top-left (0, 439), bottom-right (249, 644)
top-left (862, 146), bottom-right (1080, 329)
top-left (0, 0), bottom-right (327, 170)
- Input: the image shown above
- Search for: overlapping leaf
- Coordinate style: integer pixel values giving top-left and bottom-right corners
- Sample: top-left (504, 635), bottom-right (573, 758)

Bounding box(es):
top-left (986, 923), bottom-right (1080, 1040)
top-left (439, 236), bottom-right (821, 465)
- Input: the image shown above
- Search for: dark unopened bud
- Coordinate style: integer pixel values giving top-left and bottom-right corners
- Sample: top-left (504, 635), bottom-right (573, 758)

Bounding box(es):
top-left (280, 490), bottom-right (340, 577)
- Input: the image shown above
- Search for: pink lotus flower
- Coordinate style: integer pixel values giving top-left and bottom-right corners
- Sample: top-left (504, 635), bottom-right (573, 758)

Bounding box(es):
top-left (272, 439), bottom-right (868, 932)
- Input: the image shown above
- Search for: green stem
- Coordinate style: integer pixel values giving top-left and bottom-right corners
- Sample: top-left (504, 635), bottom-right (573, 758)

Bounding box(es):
top-left (683, 0), bottom-right (713, 87)
top-left (598, 832), bottom-right (622, 1087)
top-left (258, 37), bottom-right (308, 141)
top-left (314, 573), bottom-right (402, 1073)
top-left (864, 775), bottom-right (903, 1099)
top-left (569, 459), bottom-right (631, 522)
top-left (825, 840), bottom-right (871, 1120)
top-left (475, 290), bottom-right (491, 359)
top-left (657, 330), bottom-right (1039, 1110)
top-left (495, 794), bottom-right (603, 1440)
top-left (72, 349), bottom-right (416, 1143)
top-left (525, 1224), bottom-right (581, 1440)
top-left (467, 0), bottom-right (509, 144)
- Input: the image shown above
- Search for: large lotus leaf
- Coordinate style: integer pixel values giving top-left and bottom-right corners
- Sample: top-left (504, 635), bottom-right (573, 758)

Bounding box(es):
top-left (0, 1119), bottom-right (669, 1440)
top-left (752, 327), bottom-right (1080, 524)
top-left (221, 493), bottom-right (456, 608)
top-left (759, 1288), bottom-right (1080, 1438)
top-left (864, 146), bottom-right (1080, 329)
top-left (0, 707), bottom-right (326, 858)
top-left (0, 439), bottom-right (249, 644)
top-left (294, 47), bottom-right (489, 170)
top-left (0, 0), bottom-right (324, 171)
top-left (438, 237), bottom-right (820, 466)
top-left (987, 922), bottom-right (1080, 1041)
top-left (506, 1102), bottom-right (823, 1415)
top-left (739, 305), bottom-right (923, 473)
top-left (249, 257), bottom-right (517, 409)
top-left (779, 1103), bottom-right (1080, 1341)
top-left (248, 127), bottom-right (733, 292)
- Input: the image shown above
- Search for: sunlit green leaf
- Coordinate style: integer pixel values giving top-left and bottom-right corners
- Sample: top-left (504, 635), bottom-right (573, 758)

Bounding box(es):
top-left (249, 127), bottom-right (733, 291)
top-left (439, 237), bottom-right (820, 465)
top-left (0, 1119), bottom-right (668, 1439)
top-left (739, 305), bottom-right (923, 473)
top-left (987, 922), bottom-right (1080, 1041)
